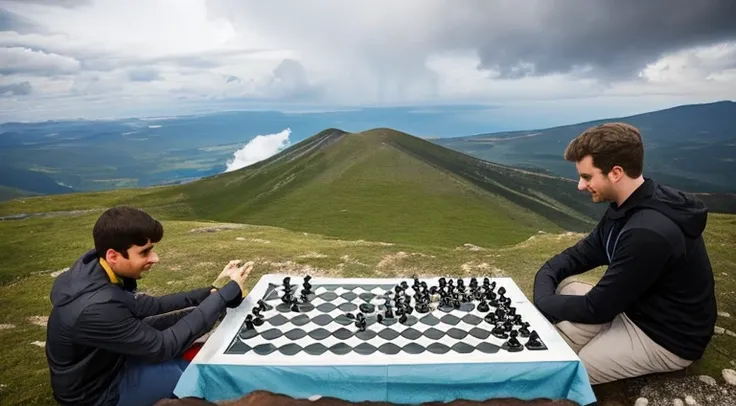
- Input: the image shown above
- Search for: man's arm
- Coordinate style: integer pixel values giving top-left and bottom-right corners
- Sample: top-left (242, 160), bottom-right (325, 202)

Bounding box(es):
top-left (534, 228), bottom-right (671, 324)
top-left (533, 222), bottom-right (607, 305)
top-left (72, 281), bottom-right (242, 363)
top-left (134, 287), bottom-right (212, 318)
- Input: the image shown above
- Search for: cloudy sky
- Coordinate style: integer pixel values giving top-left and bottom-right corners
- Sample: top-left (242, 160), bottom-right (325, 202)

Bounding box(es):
top-left (1, 0), bottom-right (735, 123)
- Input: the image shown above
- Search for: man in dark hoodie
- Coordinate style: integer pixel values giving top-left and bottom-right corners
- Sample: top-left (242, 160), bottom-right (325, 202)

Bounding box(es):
top-left (533, 122), bottom-right (717, 385)
top-left (45, 206), bottom-right (251, 406)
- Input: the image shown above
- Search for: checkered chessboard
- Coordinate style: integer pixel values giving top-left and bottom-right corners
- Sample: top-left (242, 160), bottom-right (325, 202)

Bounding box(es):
top-left (221, 275), bottom-right (554, 362)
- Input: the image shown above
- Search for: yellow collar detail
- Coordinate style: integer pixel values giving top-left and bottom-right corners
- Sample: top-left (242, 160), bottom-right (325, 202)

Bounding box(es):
top-left (99, 258), bottom-right (122, 286)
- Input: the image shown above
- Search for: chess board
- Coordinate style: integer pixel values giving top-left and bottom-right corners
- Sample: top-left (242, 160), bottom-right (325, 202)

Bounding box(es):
top-left (194, 274), bottom-right (576, 366)
top-left (179, 274), bottom-right (595, 405)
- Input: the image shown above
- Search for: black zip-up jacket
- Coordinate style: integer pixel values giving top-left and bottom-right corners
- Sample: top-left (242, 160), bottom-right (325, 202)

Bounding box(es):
top-left (45, 249), bottom-right (243, 406)
top-left (533, 178), bottom-right (717, 361)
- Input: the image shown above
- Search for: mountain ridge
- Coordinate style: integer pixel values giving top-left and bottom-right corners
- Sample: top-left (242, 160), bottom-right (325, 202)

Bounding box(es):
top-left (433, 100), bottom-right (736, 193)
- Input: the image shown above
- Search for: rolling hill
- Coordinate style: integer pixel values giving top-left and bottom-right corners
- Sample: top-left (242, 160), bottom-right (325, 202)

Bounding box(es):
top-left (433, 101), bottom-right (736, 193)
top-left (0, 128), bottom-right (602, 248)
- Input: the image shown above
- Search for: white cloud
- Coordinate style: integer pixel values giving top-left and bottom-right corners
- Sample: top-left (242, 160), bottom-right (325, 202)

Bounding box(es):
top-left (0, 0), bottom-right (734, 122)
top-left (224, 128), bottom-right (292, 172)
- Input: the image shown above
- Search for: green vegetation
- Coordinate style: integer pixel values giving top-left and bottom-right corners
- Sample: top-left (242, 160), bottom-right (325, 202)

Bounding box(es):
top-left (0, 126), bottom-right (733, 405)
top-left (0, 211), bottom-right (733, 405)
top-left (1, 128), bottom-right (601, 249)
top-left (434, 101), bottom-right (736, 194)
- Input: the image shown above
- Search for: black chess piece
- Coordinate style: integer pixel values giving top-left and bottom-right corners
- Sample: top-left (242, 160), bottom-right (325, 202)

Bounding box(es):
top-left (502, 330), bottom-right (524, 352)
top-left (400, 281), bottom-right (409, 290)
top-left (519, 322), bottom-right (531, 337)
top-left (492, 323), bottom-right (508, 339)
top-left (399, 313), bottom-right (408, 324)
top-left (525, 330), bottom-right (547, 350)
top-left (239, 315), bottom-right (258, 340)
top-left (385, 306), bottom-right (394, 318)
top-left (484, 312), bottom-right (497, 324)
top-left (416, 302), bottom-right (429, 313)
top-left (377, 314), bottom-right (384, 324)
top-left (291, 302), bottom-right (300, 312)
top-left (252, 307), bottom-right (261, 317)
top-left (257, 299), bottom-right (273, 311)
top-left (438, 277), bottom-right (447, 288)
top-left (355, 313), bottom-right (367, 331)
top-left (302, 275), bottom-right (312, 293)
top-left (477, 299), bottom-right (489, 312)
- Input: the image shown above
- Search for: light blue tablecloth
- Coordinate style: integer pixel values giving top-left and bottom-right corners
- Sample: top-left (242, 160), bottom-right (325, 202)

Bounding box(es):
top-left (174, 359), bottom-right (597, 405)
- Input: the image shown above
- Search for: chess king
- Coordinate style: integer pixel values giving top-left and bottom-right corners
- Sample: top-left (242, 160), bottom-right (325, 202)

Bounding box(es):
top-left (533, 122), bottom-right (717, 385)
top-left (45, 206), bottom-right (251, 406)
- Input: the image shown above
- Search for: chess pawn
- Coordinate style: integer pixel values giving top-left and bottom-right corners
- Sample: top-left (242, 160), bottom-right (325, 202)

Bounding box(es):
top-left (519, 322), bottom-right (531, 337)
top-left (502, 330), bottom-right (523, 352)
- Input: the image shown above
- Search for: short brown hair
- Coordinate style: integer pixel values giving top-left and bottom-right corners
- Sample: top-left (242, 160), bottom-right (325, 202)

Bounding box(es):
top-left (564, 122), bottom-right (644, 177)
top-left (93, 206), bottom-right (163, 259)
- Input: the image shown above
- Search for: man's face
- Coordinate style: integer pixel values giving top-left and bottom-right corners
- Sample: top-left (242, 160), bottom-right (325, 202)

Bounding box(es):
top-left (107, 239), bottom-right (159, 279)
top-left (575, 155), bottom-right (614, 203)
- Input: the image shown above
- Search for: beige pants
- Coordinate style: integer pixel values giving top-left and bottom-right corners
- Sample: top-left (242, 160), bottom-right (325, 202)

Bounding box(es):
top-left (554, 280), bottom-right (693, 385)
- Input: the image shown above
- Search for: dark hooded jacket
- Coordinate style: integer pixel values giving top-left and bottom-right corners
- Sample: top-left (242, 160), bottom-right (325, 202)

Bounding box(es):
top-left (533, 178), bottom-right (717, 361)
top-left (45, 249), bottom-right (243, 406)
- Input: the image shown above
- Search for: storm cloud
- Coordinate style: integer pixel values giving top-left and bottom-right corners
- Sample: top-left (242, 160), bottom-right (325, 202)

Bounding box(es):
top-left (0, 0), bottom-right (734, 122)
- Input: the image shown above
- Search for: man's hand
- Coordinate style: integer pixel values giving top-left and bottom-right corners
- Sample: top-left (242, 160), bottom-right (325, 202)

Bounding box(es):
top-left (211, 260), bottom-right (253, 294)
top-left (228, 261), bottom-right (253, 296)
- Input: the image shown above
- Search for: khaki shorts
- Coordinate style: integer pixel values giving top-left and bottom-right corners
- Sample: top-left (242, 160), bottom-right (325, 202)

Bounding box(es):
top-left (553, 280), bottom-right (693, 385)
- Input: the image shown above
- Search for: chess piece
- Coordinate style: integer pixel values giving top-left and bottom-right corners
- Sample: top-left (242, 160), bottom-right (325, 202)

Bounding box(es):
top-left (355, 313), bottom-right (367, 331)
top-left (502, 330), bottom-right (523, 352)
top-left (519, 322), bottom-right (531, 337)
top-left (291, 302), bottom-right (300, 312)
top-left (257, 299), bottom-right (273, 311)
top-left (477, 299), bottom-right (489, 312)
top-left (302, 275), bottom-right (312, 293)
top-left (399, 313), bottom-right (408, 324)
top-left (377, 314), bottom-right (384, 324)
top-left (525, 330), bottom-right (547, 350)
top-left (438, 277), bottom-right (447, 288)
top-left (484, 312), bottom-right (497, 324)
top-left (384, 306), bottom-right (394, 318)
top-left (239, 315), bottom-right (258, 340)
top-left (492, 323), bottom-right (508, 339)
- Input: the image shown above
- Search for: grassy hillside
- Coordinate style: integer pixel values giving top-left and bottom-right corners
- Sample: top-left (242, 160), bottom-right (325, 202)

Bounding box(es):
top-left (0, 211), bottom-right (733, 406)
top-left (0, 185), bottom-right (40, 202)
top-left (0, 128), bottom-right (601, 249)
top-left (434, 101), bottom-right (736, 194)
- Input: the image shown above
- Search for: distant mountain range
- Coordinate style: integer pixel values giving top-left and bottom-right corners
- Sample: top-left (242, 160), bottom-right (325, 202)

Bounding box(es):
top-left (138, 128), bottom-right (603, 247)
top-left (432, 101), bottom-right (736, 194)
top-left (1, 101), bottom-right (734, 219)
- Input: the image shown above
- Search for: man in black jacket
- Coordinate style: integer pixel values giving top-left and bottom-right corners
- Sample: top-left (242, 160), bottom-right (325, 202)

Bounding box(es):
top-left (46, 206), bottom-right (251, 406)
top-left (533, 123), bottom-right (717, 385)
